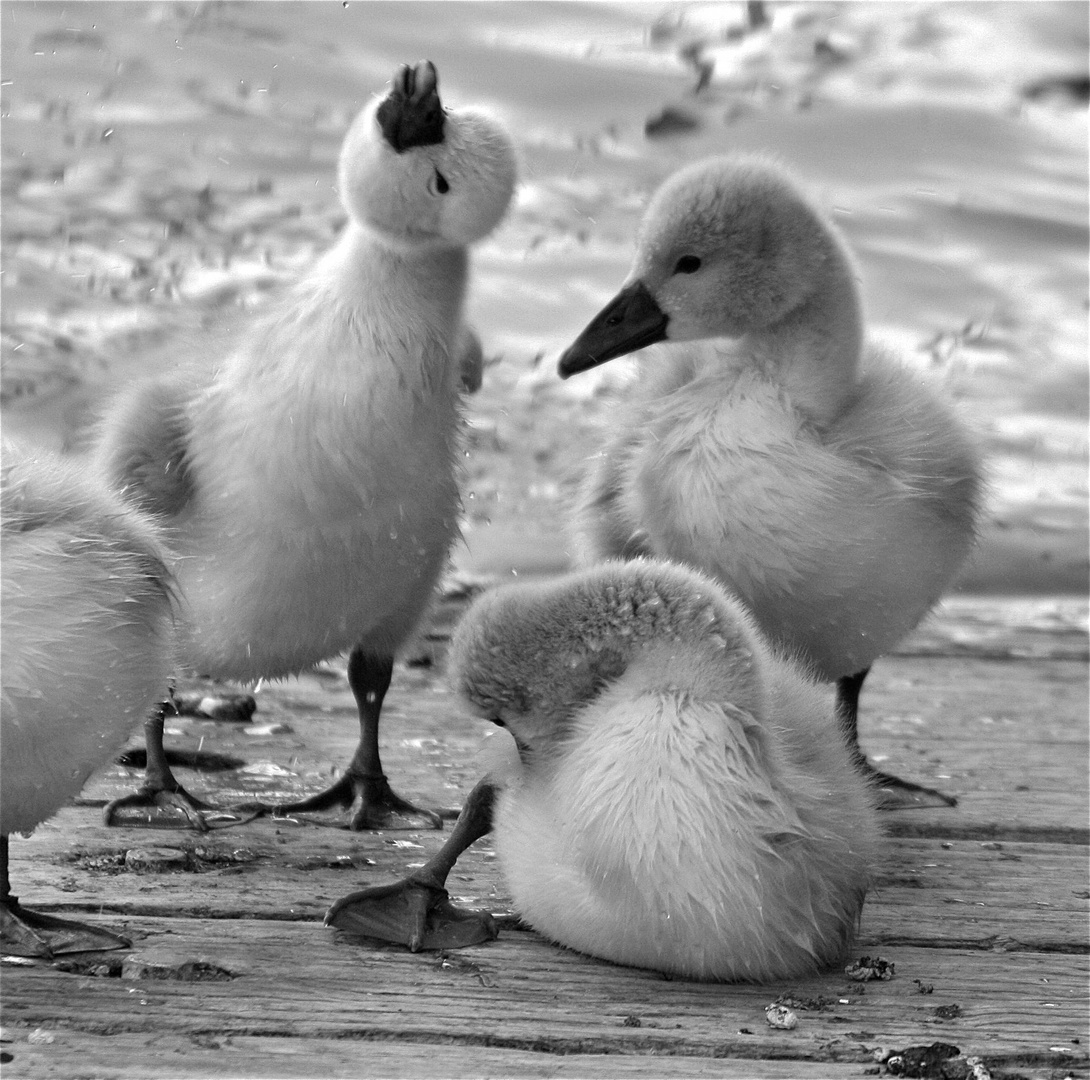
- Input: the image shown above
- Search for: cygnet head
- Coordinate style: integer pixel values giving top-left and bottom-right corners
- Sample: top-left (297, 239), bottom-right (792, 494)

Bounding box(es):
top-left (558, 156), bottom-right (853, 377)
top-left (339, 61), bottom-right (517, 250)
top-left (448, 559), bottom-right (768, 754)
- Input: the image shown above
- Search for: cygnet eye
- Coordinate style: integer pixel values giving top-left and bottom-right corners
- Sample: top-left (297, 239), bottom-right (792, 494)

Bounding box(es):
top-left (429, 169), bottom-right (450, 196)
top-left (673, 255), bottom-right (702, 274)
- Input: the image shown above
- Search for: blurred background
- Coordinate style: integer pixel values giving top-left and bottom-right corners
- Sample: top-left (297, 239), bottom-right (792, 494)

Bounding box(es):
top-left (2, 0), bottom-right (1087, 596)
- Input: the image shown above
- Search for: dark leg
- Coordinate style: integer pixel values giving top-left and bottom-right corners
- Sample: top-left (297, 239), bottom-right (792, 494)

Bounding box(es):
top-left (1, 835), bottom-right (130, 957)
top-left (103, 698), bottom-right (258, 831)
top-left (837, 668), bottom-right (957, 809)
top-left (326, 778), bottom-right (498, 951)
top-left (269, 648), bottom-right (443, 831)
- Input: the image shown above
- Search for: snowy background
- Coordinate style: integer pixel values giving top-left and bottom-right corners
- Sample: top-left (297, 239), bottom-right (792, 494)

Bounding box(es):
top-left (2, 0), bottom-right (1087, 595)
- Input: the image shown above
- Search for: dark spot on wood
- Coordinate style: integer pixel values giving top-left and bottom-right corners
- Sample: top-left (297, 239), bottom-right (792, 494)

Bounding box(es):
top-left (54, 957), bottom-right (124, 978)
top-left (1023, 74), bottom-right (1090, 103)
top-left (644, 107), bottom-right (700, 139)
top-left (121, 956), bottom-right (236, 982)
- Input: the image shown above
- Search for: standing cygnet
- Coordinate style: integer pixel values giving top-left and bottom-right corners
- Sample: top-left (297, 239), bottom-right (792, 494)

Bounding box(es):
top-left (328, 560), bottom-right (881, 981)
top-left (558, 155), bottom-right (983, 807)
top-left (93, 62), bottom-right (517, 830)
top-left (1, 442), bottom-right (174, 956)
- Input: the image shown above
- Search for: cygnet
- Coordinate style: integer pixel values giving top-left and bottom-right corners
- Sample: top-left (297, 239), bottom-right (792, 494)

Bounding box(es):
top-left (558, 155), bottom-right (983, 807)
top-left (93, 61), bottom-right (517, 829)
top-left (327, 559), bottom-right (882, 982)
top-left (2, 441), bottom-right (174, 955)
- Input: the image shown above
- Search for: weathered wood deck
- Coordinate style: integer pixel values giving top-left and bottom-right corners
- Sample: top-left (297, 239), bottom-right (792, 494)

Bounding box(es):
top-left (2, 594), bottom-right (1087, 1080)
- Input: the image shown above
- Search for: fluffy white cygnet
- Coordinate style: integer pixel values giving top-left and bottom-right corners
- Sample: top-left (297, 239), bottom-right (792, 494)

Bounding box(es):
top-left (559, 155), bottom-right (983, 806)
top-left (93, 62), bottom-right (516, 829)
top-left (448, 559), bottom-right (882, 981)
top-left (1, 441), bottom-right (174, 955)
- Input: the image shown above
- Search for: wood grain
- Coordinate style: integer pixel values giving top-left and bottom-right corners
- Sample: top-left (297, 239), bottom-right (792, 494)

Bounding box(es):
top-left (2, 599), bottom-right (1088, 1080)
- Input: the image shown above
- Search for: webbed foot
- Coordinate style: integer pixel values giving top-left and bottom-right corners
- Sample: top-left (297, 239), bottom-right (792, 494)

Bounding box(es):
top-left (836, 670), bottom-right (957, 810)
top-left (266, 771), bottom-right (446, 831)
top-left (326, 878), bottom-right (497, 952)
top-left (1, 899), bottom-right (129, 958)
top-left (103, 783), bottom-right (259, 832)
top-left (866, 764), bottom-right (958, 810)
top-left (327, 778), bottom-right (499, 950)
top-left (104, 697), bottom-right (260, 830)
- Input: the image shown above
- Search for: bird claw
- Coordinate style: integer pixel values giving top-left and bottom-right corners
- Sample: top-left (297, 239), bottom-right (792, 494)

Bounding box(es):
top-left (1, 899), bottom-right (130, 958)
top-left (325, 879), bottom-right (498, 952)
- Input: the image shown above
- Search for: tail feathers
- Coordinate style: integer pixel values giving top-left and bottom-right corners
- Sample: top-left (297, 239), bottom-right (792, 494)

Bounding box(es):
top-left (93, 376), bottom-right (195, 519)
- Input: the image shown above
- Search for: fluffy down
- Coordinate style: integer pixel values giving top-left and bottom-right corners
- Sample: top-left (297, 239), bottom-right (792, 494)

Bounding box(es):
top-left (1, 441), bottom-right (174, 838)
top-left (562, 156), bottom-right (981, 683)
top-left (450, 559), bottom-right (883, 981)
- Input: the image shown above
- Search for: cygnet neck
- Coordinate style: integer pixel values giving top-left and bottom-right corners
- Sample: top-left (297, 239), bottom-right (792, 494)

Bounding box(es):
top-left (744, 239), bottom-right (863, 429)
top-left (335, 221), bottom-right (468, 327)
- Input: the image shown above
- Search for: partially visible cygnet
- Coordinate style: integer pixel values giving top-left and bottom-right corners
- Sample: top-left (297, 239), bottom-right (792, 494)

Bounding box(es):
top-left (1, 442), bottom-right (174, 956)
top-left (453, 559), bottom-right (882, 981)
top-left (327, 558), bottom-right (882, 982)
top-left (559, 155), bottom-right (983, 807)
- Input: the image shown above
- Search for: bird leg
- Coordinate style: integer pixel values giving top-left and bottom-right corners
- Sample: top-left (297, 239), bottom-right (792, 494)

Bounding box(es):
top-left (268, 648), bottom-right (444, 831)
top-left (0, 836), bottom-right (130, 958)
top-left (103, 698), bottom-right (258, 831)
top-left (837, 668), bottom-right (958, 809)
top-left (326, 778), bottom-right (498, 950)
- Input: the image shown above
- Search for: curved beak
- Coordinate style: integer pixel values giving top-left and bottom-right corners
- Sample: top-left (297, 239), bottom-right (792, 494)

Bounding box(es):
top-left (557, 280), bottom-right (669, 380)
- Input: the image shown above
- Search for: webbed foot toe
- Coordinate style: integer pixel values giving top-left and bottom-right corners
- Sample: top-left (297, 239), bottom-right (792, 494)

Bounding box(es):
top-left (266, 772), bottom-right (445, 831)
top-left (103, 784), bottom-right (258, 831)
top-left (868, 766), bottom-right (958, 809)
top-left (1, 900), bottom-right (130, 958)
top-left (326, 880), bottom-right (497, 952)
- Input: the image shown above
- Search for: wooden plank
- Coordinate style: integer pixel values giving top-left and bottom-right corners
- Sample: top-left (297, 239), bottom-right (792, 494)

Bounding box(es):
top-left (866, 838), bottom-right (1090, 951)
top-left (0, 1030), bottom-right (887, 1080)
top-left (8, 826), bottom-right (1088, 953)
top-left (2, 602), bottom-right (1087, 1079)
top-left (895, 596), bottom-right (1088, 662)
top-left (896, 596), bottom-right (1088, 662)
top-left (857, 655), bottom-right (1088, 842)
top-left (64, 650), bottom-right (1090, 840)
top-left (1, 917), bottom-right (1086, 1070)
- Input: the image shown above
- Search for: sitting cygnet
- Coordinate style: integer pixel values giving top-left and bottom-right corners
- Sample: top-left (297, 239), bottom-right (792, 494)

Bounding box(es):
top-left (328, 559), bottom-right (882, 982)
top-left (93, 61), bottom-right (517, 830)
top-left (558, 155), bottom-right (983, 808)
top-left (1, 442), bottom-right (174, 956)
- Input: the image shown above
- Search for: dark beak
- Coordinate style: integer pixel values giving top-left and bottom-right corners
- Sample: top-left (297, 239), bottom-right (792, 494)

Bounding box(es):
top-left (377, 60), bottom-right (445, 153)
top-left (557, 280), bottom-right (669, 379)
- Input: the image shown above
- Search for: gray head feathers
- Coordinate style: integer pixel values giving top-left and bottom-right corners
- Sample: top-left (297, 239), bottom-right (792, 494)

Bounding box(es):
top-left (449, 559), bottom-right (769, 742)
